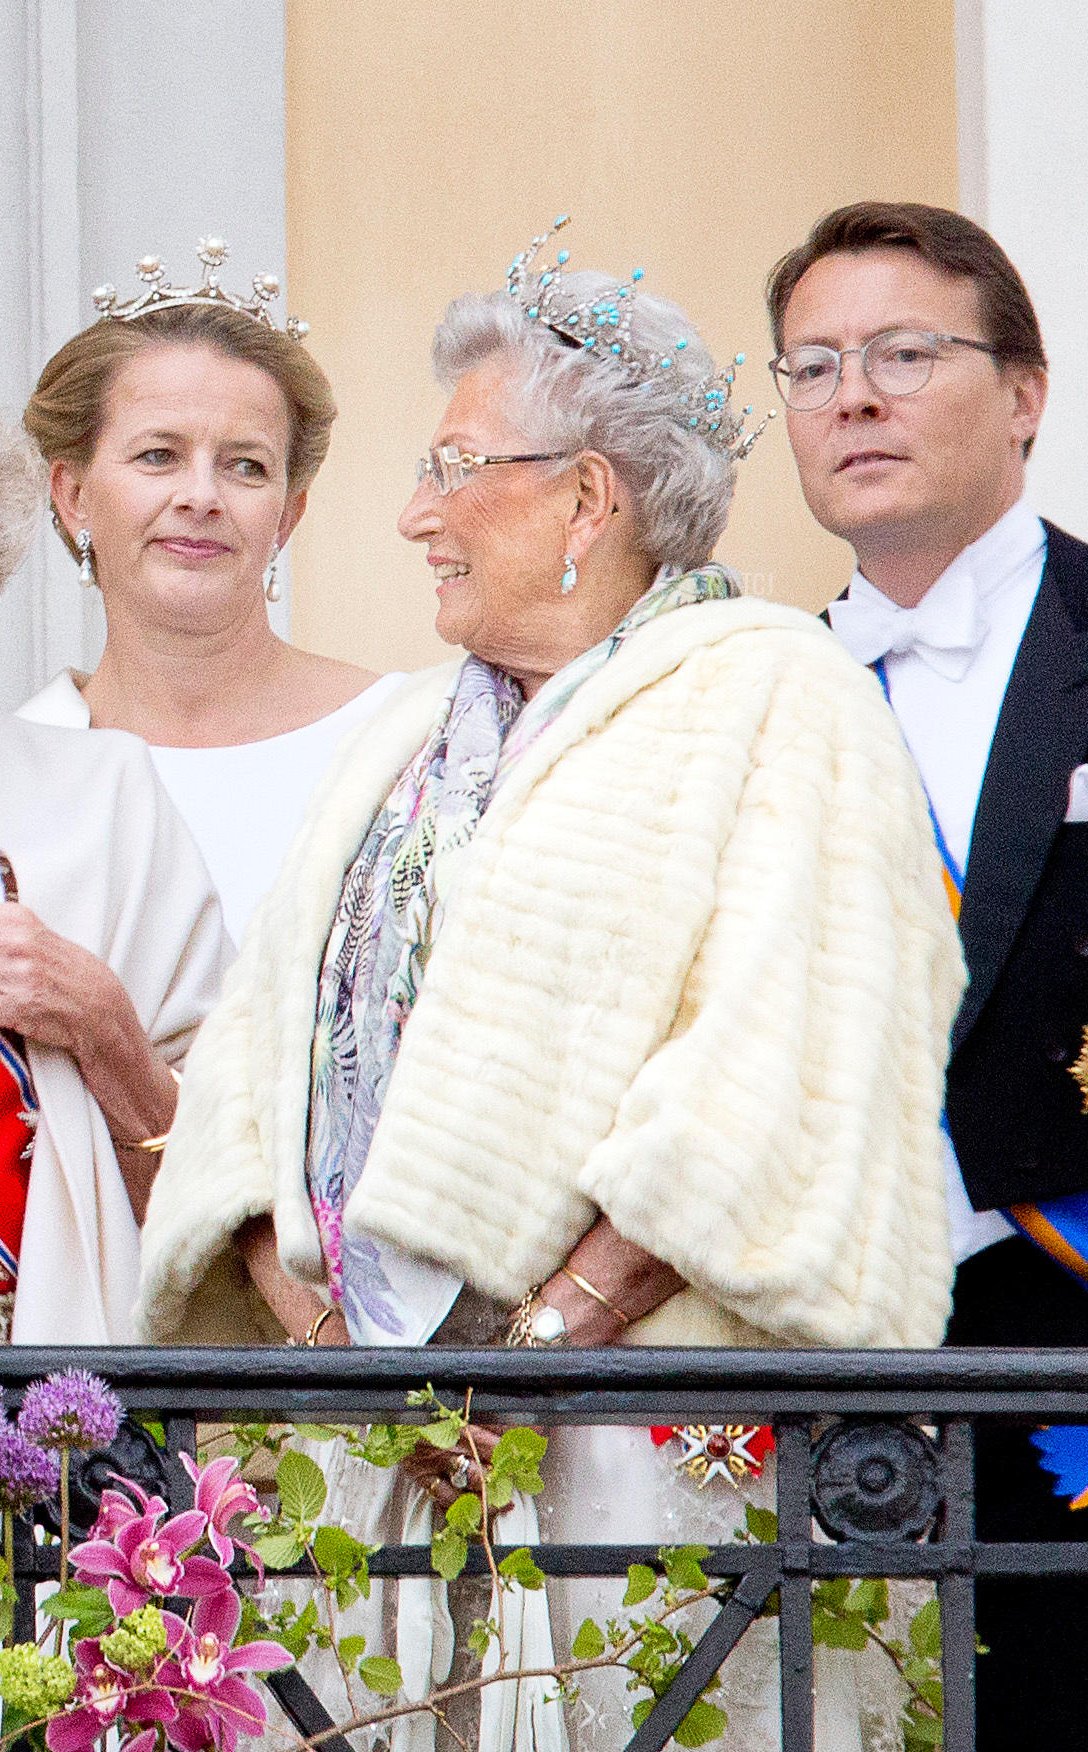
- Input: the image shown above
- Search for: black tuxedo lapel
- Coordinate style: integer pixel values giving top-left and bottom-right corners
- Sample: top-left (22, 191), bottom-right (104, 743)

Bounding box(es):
top-left (953, 523), bottom-right (1088, 1051)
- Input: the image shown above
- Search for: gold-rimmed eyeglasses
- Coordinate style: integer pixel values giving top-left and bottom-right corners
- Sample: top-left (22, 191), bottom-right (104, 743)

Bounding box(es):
top-left (415, 444), bottom-right (568, 497)
top-left (769, 328), bottom-right (999, 411)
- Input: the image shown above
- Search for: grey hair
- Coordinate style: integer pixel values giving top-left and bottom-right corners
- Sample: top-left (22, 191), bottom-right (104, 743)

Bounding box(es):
top-left (432, 273), bottom-right (738, 570)
top-left (0, 417), bottom-right (46, 590)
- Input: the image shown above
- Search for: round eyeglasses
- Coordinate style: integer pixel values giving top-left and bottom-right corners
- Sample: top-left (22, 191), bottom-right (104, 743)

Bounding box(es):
top-left (769, 328), bottom-right (999, 411)
top-left (415, 443), bottom-right (568, 497)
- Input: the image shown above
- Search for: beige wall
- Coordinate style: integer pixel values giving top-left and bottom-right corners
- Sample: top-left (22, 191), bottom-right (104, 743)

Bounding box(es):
top-left (286, 0), bottom-right (958, 673)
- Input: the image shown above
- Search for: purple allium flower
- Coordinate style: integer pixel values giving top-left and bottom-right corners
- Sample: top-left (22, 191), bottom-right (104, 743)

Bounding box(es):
top-left (0, 1421), bottom-right (60, 1512)
top-left (18, 1370), bottom-right (123, 1452)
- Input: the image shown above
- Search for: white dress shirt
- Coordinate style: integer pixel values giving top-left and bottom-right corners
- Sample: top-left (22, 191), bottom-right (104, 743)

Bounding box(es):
top-left (830, 497), bottom-right (1047, 1263)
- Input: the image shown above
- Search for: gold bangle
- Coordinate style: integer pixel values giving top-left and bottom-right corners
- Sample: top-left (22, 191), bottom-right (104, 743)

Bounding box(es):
top-left (117, 1066), bottom-right (184, 1153)
top-left (560, 1266), bottom-right (631, 1325)
top-left (303, 1306), bottom-right (336, 1347)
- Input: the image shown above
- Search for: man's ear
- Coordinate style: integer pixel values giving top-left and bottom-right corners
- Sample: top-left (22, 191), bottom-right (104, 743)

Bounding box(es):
top-left (1010, 365), bottom-right (1048, 454)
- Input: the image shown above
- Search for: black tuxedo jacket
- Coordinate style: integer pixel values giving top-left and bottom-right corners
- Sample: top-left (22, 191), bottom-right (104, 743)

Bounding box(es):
top-left (944, 521), bottom-right (1088, 1209)
top-left (825, 521), bottom-right (1088, 1209)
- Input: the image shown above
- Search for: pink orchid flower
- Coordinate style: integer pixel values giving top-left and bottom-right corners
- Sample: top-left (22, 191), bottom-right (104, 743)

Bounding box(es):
top-left (69, 1507), bottom-right (230, 1616)
top-left (89, 1479), bottom-right (168, 1542)
top-left (180, 1453), bottom-right (270, 1581)
top-left (45, 1635), bottom-right (177, 1751)
top-left (160, 1590), bottom-right (292, 1750)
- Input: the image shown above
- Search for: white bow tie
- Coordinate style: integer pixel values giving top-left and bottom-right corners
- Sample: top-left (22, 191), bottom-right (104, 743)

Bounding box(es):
top-left (830, 568), bottom-right (987, 681)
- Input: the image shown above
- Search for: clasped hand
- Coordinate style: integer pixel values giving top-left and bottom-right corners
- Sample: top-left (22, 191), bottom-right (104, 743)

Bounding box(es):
top-left (0, 902), bottom-right (105, 1055)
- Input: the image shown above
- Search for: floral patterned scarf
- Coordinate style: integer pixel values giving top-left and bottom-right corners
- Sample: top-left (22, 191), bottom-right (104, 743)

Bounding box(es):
top-left (305, 564), bottom-right (738, 1342)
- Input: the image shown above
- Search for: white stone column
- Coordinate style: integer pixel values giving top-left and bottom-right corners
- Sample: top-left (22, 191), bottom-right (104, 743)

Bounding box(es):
top-left (958, 0), bottom-right (1088, 541)
top-left (0, 0), bottom-right (288, 711)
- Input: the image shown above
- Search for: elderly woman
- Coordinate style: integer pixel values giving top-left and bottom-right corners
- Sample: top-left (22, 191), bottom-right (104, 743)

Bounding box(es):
top-left (138, 222), bottom-right (963, 1748)
top-left (20, 240), bottom-right (402, 942)
top-left (0, 418), bottom-right (228, 1343)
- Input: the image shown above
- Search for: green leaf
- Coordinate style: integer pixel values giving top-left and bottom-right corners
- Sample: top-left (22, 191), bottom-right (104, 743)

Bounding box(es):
top-left (431, 1525), bottom-right (468, 1582)
top-left (134, 1417), bottom-right (167, 1449)
top-left (338, 1635), bottom-right (367, 1665)
top-left (468, 1620), bottom-right (495, 1660)
top-left (660, 1545), bottom-right (710, 1592)
top-left (812, 1610), bottom-right (869, 1651)
top-left (571, 1618), bottom-right (606, 1659)
top-left (674, 1699), bottom-right (728, 1747)
top-left (909, 1597), bottom-right (942, 1661)
top-left (312, 1524), bottom-right (370, 1579)
top-left (498, 1547), bottom-right (545, 1591)
top-left (445, 1493), bottom-right (482, 1536)
top-left (485, 1473), bottom-right (516, 1510)
top-left (903, 1708), bottom-right (943, 1748)
top-left (631, 1698), bottom-right (654, 1730)
top-left (359, 1656), bottom-right (403, 1696)
top-left (276, 1449), bottom-right (327, 1524)
top-left (490, 1428), bottom-right (547, 1494)
top-left (812, 1577), bottom-right (851, 1612)
top-left (271, 1596), bottom-right (319, 1659)
top-left (744, 1504), bottom-right (779, 1545)
top-left (361, 1424), bottom-right (424, 1468)
top-left (421, 1416), bottom-right (464, 1452)
top-left (847, 1578), bottom-right (889, 1624)
top-left (623, 1563), bottom-right (658, 1606)
top-left (42, 1584), bottom-right (114, 1637)
top-left (293, 1423), bottom-right (348, 1442)
top-left (252, 1530), bottom-right (307, 1571)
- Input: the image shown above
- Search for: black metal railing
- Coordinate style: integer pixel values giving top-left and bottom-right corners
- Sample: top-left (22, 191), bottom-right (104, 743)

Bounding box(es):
top-left (2, 1345), bottom-right (1087, 1751)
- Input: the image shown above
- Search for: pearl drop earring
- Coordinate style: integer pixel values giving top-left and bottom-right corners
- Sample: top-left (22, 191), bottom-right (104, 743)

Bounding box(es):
top-left (265, 542), bottom-right (281, 604)
top-left (560, 554), bottom-right (577, 594)
top-left (76, 528), bottom-right (95, 588)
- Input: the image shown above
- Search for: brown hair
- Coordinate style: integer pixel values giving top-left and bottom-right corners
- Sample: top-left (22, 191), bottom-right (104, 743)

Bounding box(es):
top-left (765, 201), bottom-right (1048, 371)
top-left (24, 303), bottom-right (337, 555)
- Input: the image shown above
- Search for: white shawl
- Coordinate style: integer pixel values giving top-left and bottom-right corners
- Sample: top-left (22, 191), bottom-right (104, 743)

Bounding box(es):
top-left (139, 599), bottom-right (965, 1350)
top-left (2, 718), bottom-right (230, 1343)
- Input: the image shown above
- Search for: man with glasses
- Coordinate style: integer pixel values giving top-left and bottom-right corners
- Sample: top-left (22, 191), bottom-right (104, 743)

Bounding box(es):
top-left (766, 199), bottom-right (1086, 1741)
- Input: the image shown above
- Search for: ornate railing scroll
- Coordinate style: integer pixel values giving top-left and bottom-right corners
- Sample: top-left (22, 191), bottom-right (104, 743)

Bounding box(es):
top-left (1, 1344), bottom-right (1086, 1752)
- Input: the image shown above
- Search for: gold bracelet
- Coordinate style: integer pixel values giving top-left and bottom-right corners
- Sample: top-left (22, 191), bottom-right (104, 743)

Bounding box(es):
top-left (287, 1305), bottom-right (336, 1349)
top-left (560, 1266), bottom-right (631, 1325)
top-left (504, 1287), bottom-right (543, 1348)
top-left (118, 1066), bottom-right (184, 1153)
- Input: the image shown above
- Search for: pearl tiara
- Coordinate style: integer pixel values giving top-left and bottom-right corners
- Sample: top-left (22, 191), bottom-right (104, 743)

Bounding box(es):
top-left (505, 215), bottom-right (770, 458)
top-left (91, 237), bottom-right (310, 340)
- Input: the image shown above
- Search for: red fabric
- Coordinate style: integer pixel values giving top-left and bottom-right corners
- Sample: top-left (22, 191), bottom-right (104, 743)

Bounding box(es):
top-left (0, 1033), bottom-right (35, 1293)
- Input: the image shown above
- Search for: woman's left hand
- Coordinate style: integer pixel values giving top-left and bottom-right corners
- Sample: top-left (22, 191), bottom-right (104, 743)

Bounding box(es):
top-left (401, 1424), bottom-right (508, 1516)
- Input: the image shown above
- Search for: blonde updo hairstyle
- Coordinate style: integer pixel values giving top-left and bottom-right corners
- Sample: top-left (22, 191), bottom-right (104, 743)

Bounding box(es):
top-left (24, 304), bottom-right (336, 560)
top-left (0, 418), bottom-right (46, 590)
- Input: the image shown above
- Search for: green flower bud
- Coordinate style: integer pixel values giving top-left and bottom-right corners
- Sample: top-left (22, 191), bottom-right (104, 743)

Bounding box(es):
top-left (0, 1642), bottom-right (76, 1715)
top-left (101, 1603), bottom-right (168, 1673)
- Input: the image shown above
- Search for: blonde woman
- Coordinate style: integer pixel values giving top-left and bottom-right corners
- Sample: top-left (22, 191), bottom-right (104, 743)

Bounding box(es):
top-left (21, 242), bottom-right (403, 941)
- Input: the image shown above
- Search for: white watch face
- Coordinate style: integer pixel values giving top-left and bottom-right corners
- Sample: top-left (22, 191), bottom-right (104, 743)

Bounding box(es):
top-left (529, 1303), bottom-right (567, 1344)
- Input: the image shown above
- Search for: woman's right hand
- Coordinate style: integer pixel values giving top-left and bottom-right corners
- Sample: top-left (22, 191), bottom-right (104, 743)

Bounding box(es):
top-left (236, 1214), bottom-right (350, 1346)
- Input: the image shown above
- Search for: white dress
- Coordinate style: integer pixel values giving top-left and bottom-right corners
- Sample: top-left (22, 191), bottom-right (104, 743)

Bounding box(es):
top-left (18, 671), bottom-right (407, 942)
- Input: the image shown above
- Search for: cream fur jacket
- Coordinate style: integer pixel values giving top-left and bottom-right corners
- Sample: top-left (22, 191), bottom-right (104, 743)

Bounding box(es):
top-left (138, 598), bottom-right (965, 1350)
top-left (2, 718), bottom-right (229, 1343)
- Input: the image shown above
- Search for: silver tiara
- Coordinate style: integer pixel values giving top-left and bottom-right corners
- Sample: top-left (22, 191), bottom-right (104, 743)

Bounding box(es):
top-left (91, 237), bottom-right (310, 340)
top-left (505, 215), bottom-right (771, 458)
